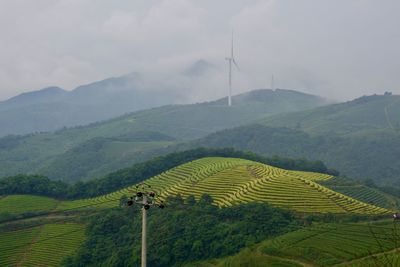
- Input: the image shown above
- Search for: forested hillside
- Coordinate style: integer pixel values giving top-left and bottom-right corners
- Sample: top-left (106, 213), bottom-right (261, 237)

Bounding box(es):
top-left (0, 89), bottom-right (327, 181)
top-left (261, 94), bottom-right (400, 136)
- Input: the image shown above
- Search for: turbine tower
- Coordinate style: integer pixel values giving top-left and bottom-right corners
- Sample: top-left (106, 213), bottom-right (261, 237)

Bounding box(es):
top-left (225, 31), bottom-right (239, 106)
top-left (271, 74), bottom-right (275, 90)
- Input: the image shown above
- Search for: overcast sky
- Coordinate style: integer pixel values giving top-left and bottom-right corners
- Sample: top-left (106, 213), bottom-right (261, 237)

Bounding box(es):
top-left (0, 0), bottom-right (399, 101)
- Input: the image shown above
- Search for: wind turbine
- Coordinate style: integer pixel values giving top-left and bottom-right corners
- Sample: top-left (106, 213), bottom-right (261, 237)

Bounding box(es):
top-left (225, 31), bottom-right (239, 106)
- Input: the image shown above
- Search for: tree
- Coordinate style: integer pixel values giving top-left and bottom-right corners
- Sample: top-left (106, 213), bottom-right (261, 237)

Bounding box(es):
top-left (198, 194), bottom-right (213, 206)
top-left (186, 195), bottom-right (196, 206)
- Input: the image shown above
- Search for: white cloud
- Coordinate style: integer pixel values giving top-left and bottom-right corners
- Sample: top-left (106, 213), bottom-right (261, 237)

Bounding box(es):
top-left (0, 0), bottom-right (399, 101)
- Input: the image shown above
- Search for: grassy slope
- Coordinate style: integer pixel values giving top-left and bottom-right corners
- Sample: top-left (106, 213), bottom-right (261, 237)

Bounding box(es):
top-left (260, 94), bottom-right (400, 136)
top-left (0, 223), bottom-right (85, 267)
top-left (0, 89), bottom-right (326, 182)
top-left (0, 195), bottom-right (59, 215)
top-left (1, 158), bottom-right (390, 215)
top-left (192, 221), bottom-right (400, 267)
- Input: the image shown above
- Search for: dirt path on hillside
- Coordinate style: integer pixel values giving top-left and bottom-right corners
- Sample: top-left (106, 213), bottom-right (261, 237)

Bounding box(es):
top-left (263, 253), bottom-right (316, 267)
top-left (15, 200), bottom-right (63, 266)
top-left (16, 224), bottom-right (44, 267)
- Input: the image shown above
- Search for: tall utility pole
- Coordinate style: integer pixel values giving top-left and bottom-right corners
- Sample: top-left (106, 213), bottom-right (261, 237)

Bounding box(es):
top-left (127, 184), bottom-right (165, 267)
top-left (141, 195), bottom-right (147, 267)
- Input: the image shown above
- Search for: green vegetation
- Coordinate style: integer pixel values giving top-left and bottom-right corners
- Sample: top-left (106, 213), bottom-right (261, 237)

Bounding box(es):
top-left (62, 201), bottom-right (299, 267)
top-left (0, 226), bottom-right (40, 266)
top-left (0, 223), bottom-right (85, 267)
top-left (261, 94), bottom-right (400, 136)
top-left (0, 148), bottom-right (336, 199)
top-left (0, 174), bottom-right (68, 198)
top-left (188, 122), bottom-right (400, 186)
top-left (192, 221), bottom-right (400, 267)
top-left (321, 177), bottom-right (399, 209)
top-left (0, 89), bottom-right (326, 182)
top-left (0, 195), bottom-right (58, 216)
top-left (187, 248), bottom-right (302, 267)
top-left (0, 155), bottom-right (396, 266)
top-left (0, 157), bottom-right (385, 215)
top-left (260, 221), bottom-right (400, 266)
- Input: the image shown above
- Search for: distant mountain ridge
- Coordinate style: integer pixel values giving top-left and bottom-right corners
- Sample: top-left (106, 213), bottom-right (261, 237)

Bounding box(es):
top-left (0, 88), bottom-right (327, 181)
top-left (0, 86), bottom-right (66, 111)
top-left (0, 72), bottom-right (190, 137)
top-left (260, 93), bottom-right (400, 136)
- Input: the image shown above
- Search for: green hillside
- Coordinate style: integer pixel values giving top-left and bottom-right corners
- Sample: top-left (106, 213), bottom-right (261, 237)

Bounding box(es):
top-left (195, 221), bottom-right (400, 267)
top-left (1, 158), bottom-right (389, 215)
top-left (0, 89), bottom-right (327, 182)
top-left (0, 223), bottom-right (85, 267)
top-left (0, 195), bottom-right (59, 216)
top-left (0, 157), bottom-right (395, 267)
top-left (261, 94), bottom-right (400, 136)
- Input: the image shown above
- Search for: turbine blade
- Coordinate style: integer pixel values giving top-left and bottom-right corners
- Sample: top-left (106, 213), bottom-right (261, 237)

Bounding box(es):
top-left (233, 58), bottom-right (240, 70)
top-left (231, 30), bottom-right (234, 58)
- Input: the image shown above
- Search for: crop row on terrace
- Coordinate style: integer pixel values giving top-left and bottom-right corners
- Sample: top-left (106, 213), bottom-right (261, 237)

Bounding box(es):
top-left (328, 185), bottom-right (394, 209)
top-left (0, 223), bottom-right (85, 267)
top-left (261, 221), bottom-right (400, 266)
top-left (53, 157), bottom-right (389, 214)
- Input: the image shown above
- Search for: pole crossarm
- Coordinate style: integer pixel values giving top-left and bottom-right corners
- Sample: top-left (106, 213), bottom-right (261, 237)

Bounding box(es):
top-left (126, 184), bottom-right (165, 267)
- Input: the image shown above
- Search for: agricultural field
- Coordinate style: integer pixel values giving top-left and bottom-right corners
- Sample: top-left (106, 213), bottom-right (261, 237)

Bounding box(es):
top-left (0, 195), bottom-right (59, 216)
top-left (260, 221), bottom-right (400, 266)
top-left (0, 157), bottom-right (390, 215)
top-left (321, 176), bottom-right (398, 209)
top-left (0, 157), bottom-right (396, 266)
top-left (58, 157), bottom-right (389, 214)
top-left (0, 223), bottom-right (85, 267)
top-left (186, 221), bottom-right (400, 267)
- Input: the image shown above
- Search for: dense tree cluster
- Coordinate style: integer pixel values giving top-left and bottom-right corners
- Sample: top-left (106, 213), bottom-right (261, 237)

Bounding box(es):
top-left (62, 195), bottom-right (299, 267)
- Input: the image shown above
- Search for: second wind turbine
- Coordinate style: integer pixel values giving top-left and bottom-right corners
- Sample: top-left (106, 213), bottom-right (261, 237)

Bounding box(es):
top-left (225, 31), bottom-right (239, 106)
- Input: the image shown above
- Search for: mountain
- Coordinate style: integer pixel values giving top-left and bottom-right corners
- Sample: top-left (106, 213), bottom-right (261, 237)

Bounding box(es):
top-left (0, 89), bottom-right (327, 181)
top-left (0, 72), bottom-right (187, 137)
top-left (182, 59), bottom-right (217, 77)
top-left (0, 86), bottom-right (66, 111)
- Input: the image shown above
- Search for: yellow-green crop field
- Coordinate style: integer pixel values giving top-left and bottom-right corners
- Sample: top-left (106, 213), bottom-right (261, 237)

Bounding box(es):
top-left (56, 157), bottom-right (389, 214)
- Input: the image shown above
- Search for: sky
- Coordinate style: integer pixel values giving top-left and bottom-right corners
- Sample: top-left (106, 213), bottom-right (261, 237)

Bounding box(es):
top-left (0, 0), bottom-right (399, 102)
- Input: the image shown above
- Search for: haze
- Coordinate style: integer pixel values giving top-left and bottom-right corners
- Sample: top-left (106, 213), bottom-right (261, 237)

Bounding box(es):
top-left (0, 0), bottom-right (399, 101)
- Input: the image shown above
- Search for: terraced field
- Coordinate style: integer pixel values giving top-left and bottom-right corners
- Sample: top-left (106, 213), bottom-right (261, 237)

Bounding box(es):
top-left (0, 227), bottom-right (40, 266)
top-left (0, 157), bottom-right (395, 266)
top-left (260, 221), bottom-right (400, 266)
top-left (57, 157), bottom-right (389, 214)
top-left (0, 223), bottom-right (85, 267)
